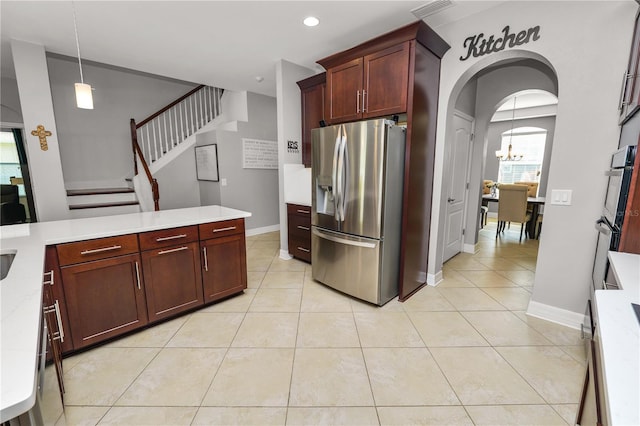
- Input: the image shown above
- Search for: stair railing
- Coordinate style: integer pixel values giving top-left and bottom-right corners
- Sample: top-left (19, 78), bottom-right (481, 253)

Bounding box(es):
top-left (130, 119), bottom-right (159, 211)
top-left (130, 85), bottom-right (223, 211)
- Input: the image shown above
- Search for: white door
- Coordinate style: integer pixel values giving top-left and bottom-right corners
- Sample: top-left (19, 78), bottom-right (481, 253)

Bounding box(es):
top-left (443, 111), bottom-right (473, 262)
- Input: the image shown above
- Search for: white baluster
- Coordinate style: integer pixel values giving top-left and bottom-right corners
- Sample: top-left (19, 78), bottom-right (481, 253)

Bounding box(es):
top-left (145, 125), bottom-right (151, 163)
top-left (200, 89), bottom-right (204, 127)
top-left (152, 119), bottom-right (158, 161)
top-left (190, 96), bottom-right (195, 135)
top-left (162, 112), bottom-right (168, 155)
top-left (179, 101), bottom-right (185, 140)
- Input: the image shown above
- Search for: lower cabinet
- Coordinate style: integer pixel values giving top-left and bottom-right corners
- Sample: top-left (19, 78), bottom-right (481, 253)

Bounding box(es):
top-left (287, 203), bottom-right (312, 263)
top-left (200, 233), bottom-right (247, 303)
top-left (49, 218), bottom-right (248, 355)
top-left (61, 253), bottom-right (148, 349)
top-left (141, 241), bottom-right (204, 323)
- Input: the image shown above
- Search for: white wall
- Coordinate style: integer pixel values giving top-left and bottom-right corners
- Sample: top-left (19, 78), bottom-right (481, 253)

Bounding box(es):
top-left (431, 1), bottom-right (638, 326)
top-left (46, 54), bottom-right (197, 188)
top-left (11, 40), bottom-right (68, 221)
top-left (198, 92), bottom-right (279, 231)
top-left (275, 60), bottom-right (315, 257)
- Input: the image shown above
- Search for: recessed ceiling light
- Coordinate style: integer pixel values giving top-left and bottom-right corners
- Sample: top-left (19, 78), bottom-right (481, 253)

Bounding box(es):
top-left (303, 16), bottom-right (319, 27)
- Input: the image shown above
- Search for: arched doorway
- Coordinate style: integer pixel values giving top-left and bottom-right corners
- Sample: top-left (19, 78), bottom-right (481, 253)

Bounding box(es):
top-left (434, 51), bottom-right (559, 300)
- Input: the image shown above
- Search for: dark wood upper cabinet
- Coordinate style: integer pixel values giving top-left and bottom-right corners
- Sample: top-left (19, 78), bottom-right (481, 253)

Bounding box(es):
top-left (323, 41), bottom-right (410, 124)
top-left (297, 73), bottom-right (326, 167)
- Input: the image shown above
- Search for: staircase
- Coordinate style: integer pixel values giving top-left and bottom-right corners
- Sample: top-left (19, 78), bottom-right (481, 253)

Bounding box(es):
top-left (67, 187), bottom-right (140, 219)
top-left (65, 85), bottom-right (223, 217)
top-left (131, 85), bottom-right (224, 211)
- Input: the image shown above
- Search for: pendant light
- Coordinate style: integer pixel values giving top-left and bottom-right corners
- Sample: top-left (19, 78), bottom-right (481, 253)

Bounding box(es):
top-left (72, 1), bottom-right (93, 109)
top-left (495, 96), bottom-right (522, 161)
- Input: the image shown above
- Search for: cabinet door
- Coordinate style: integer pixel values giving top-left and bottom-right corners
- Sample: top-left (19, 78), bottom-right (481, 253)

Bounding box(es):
top-left (42, 283), bottom-right (65, 403)
top-left (44, 246), bottom-right (73, 354)
top-left (61, 253), bottom-right (148, 349)
top-left (141, 241), bottom-right (204, 323)
top-left (621, 11), bottom-right (640, 123)
top-left (325, 57), bottom-right (363, 124)
top-left (201, 234), bottom-right (247, 303)
top-left (363, 41), bottom-right (410, 118)
top-left (301, 82), bottom-right (325, 167)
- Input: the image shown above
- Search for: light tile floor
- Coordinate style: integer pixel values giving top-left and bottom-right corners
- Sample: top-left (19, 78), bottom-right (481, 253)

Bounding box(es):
top-left (41, 220), bottom-right (586, 425)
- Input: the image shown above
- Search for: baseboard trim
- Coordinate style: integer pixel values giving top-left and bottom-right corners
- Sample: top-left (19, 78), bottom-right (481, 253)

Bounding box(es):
top-left (279, 249), bottom-right (293, 260)
top-left (427, 270), bottom-right (443, 287)
top-left (526, 300), bottom-right (584, 330)
top-left (245, 224), bottom-right (280, 237)
top-left (463, 243), bottom-right (479, 254)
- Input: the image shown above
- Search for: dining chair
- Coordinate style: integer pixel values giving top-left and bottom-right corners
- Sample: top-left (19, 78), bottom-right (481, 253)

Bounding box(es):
top-left (514, 181), bottom-right (539, 197)
top-left (496, 184), bottom-right (531, 241)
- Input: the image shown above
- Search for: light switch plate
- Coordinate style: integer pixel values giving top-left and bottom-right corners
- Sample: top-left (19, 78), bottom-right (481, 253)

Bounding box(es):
top-left (550, 189), bottom-right (572, 205)
top-left (221, 178), bottom-right (227, 187)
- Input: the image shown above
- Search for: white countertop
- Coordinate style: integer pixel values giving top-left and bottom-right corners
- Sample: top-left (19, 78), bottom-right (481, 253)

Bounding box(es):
top-left (0, 205), bottom-right (250, 422)
top-left (595, 251), bottom-right (640, 425)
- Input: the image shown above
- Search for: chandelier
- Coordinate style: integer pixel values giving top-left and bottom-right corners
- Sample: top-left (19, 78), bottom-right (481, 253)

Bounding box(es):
top-left (495, 96), bottom-right (522, 161)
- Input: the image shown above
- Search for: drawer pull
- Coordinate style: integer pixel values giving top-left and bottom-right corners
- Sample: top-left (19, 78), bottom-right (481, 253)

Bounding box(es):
top-left (135, 261), bottom-right (141, 290)
top-left (80, 245), bottom-right (122, 255)
top-left (155, 234), bottom-right (188, 242)
top-left (297, 209), bottom-right (310, 214)
top-left (213, 226), bottom-right (236, 233)
top-left (43, 270), bottom-right (55, 286)
top-left (157, 246), bottom-right (189, 255)
top-left (297, 247), bottom-right (310, 253)
top-left (297, 225), bottom-right (310, 231)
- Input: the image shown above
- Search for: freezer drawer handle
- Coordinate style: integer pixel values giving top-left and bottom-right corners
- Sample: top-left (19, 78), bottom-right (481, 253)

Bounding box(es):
top-left (313, 228), bottom-right (377, 249)
top-left (80, 245), bottom-right (122, 255)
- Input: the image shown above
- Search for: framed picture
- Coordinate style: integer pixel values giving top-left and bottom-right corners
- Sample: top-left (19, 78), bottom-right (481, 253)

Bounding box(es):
top-left (195, 144), bottom-right (219, 181)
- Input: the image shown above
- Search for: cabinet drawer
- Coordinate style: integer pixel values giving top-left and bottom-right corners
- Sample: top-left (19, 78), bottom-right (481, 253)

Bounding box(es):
top-left (57, 234), bottom-right (139, 266)
top-left (139, 225), bottom-right (199, 251)
top-left (289, 236), bottom-right (311, 262)
top-left (287, 204), bottom-right (311, 217)
top-left (288, 215), bottom-right (311, 239)
top-left (199, 218), bottom-right (245, 240)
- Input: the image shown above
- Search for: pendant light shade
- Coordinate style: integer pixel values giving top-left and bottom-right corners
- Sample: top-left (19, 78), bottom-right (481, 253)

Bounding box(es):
top-left (75, 83), bottom-right (93, 109)
top-left (72, 1), bottom-right (93, 109)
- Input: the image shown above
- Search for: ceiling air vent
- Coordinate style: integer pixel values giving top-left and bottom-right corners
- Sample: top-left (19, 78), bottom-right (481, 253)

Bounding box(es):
top-left (411, 0), bottom-right (454, 19)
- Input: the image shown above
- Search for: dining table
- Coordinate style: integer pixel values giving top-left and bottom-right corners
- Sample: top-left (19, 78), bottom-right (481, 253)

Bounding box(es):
top-left (482, 193), bottom-right (546, 238)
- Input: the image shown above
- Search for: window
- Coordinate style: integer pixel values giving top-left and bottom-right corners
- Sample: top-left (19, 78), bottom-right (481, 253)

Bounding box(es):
top-left (497, 127), bottom-right (547, 184)
top-left (0, 131), bottom-right (24, 196)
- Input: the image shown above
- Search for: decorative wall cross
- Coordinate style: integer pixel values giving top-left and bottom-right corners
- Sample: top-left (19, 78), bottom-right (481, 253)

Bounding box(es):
top-left (31, 124), bottom-right (51, 151)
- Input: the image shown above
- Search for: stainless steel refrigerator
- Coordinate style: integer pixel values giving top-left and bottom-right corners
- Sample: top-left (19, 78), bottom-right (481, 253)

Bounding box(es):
top-left (311, 118), bottom-right (406, 305)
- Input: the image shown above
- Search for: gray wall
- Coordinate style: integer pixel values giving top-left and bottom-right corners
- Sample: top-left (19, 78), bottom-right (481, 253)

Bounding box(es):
top-left (154, 146), bottom-right (201, 210)
top-left (198, 92), bottom-right (279, 230)
top-left (46, 54), bottom-right (197, 188)
top-left (1, 77), bottom-right (22, 124)
top-left (456, 79), bottom-right (477, 117)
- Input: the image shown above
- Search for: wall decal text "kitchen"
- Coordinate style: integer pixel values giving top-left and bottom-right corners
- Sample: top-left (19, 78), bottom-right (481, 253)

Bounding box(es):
top-left (459, 25), bottom-right (541, 61)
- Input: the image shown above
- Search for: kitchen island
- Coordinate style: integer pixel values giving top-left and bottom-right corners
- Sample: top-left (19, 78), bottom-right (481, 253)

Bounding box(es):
top-left (0, 205), bottom-right (251, 422)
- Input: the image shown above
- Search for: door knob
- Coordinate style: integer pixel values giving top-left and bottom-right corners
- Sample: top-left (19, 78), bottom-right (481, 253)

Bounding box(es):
top-left (448, 198), bottom-right (455, 203)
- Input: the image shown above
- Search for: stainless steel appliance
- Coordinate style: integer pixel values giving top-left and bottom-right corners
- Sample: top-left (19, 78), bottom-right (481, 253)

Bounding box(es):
top-left (311, 119), bottom-right (406, 305)
top-left (592, 145), bottom-right (636, 293)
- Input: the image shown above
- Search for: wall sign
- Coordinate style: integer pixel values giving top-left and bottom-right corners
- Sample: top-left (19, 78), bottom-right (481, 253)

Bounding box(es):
top-left (459, 25), bottom-right (541, 61)
top-left (287, 140), bottom-right (299, 153)
top-left (242, 138), bottom-right (278, 169)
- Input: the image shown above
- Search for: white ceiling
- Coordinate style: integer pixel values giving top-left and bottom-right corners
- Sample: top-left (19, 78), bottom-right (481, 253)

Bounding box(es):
top-left (0, 1), bottom-right (506, 97)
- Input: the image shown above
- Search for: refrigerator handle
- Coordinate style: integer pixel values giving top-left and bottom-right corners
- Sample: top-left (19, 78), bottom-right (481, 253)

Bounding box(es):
top-left (332, 126), bottom-right (342, 221)
top-left (337, 125), bottom-right (347, 221)
top-left (313, 227), bottom-right (377, 248)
